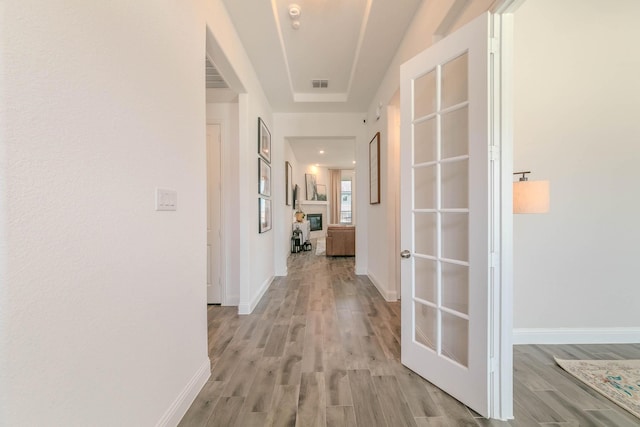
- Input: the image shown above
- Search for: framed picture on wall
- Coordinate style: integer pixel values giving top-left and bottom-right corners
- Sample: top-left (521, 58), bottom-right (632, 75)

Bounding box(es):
top-left (258, 117), bottom-right (271, 163)
top-left (305, 173), bottom-right (317, 201)
top-left (285, 161), bottom-right (293, 206)
top-left (259, 197), bottom-right (272, 233)
top-left (369, 132), bottom-right (380, 204)
top-left (316, 184), bottom-right (327, 201)
top-left (259, 157), bottom-right (271, 197)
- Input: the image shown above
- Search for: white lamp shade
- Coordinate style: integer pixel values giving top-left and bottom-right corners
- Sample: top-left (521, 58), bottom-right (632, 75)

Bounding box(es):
top-left (513, 180), bottom-right (549, 214)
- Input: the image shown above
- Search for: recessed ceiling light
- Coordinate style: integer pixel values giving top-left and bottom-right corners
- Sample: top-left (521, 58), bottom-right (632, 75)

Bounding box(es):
top-left (352, 161), bottom-right (356, 164)
top-left (319, 150), bottom-right (324, 154)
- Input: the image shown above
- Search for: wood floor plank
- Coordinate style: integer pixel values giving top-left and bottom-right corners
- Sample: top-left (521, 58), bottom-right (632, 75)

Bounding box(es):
top-left (372, 375), bottom-right (418, 427)
top-left (278, 341), bottom-right (304, 386)
top-left (222, 348), bottom-right (262, 397)
top-left (512, 378), bottom-right (567, 423)
top-left (232, 411), bottom-right (267, 427)
top-left (414, 417), bottom-right (450, 427)
top-left (392, 364), bottom-right (442, 417)
top-left (296, 372), bottom-right (326, 427)
top-left (429, 390), bottom-right (478, 427)
top-left (264, 324), bottom-right (290, 357)
top-left (358, 334), bottom-right (388, 366)
top-left (347, 369), bottom-right (388, 427)
top-left (513, 353), bottom-right (555, 391)
top-left (271, 384), bottom-right (299, 427)
top-left (178, 381), bottom-right (225, 427)
top-left (243, 357), bottom-right (280, 413)
top-left (287, 315), bottom-right (307, 344)
top-left (205, 396), bottom-right (244, 427)
top-left (585, 408), bottom-right (640, 427)
top-left (326, 406), bottom-right (358, 427)
top-left (324, 351), bottom-right (353, 406)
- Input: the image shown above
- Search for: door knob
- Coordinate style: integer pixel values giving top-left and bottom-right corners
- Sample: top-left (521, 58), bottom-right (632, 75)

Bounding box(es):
top-left (400, 250), bottom-right (411, 259)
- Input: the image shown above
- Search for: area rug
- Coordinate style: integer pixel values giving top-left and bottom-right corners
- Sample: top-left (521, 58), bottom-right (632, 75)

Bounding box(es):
top-left (315, 237), bottom-right (326, 255)
top-left (555, 357), bottom-right (640, 419)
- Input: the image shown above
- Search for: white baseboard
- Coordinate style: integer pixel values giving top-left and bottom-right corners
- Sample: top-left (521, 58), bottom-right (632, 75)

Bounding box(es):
top-left (238, 275), bottom-right (274, 315)
top-left (223, 294), bottom-right (239, 306)
top-left (155, 358), bottom-right (211, 427)
top-left (513, 327), bottom-right (640, 345)
top-left (367, 271), bottom-right (398, 302)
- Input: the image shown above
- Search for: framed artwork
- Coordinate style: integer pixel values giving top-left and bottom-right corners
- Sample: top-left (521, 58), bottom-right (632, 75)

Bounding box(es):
top-left (285, 161), bottom-right (293, 206)
top-left (305, 173), bottom-right (317, 200)
top-left (258, 117), bottom-right (271, 163)
top-left (369, 132), bottom-right (380, 204)
top-left (316, 184), bottom-right (327, 201)
top-left (259, 197), bottom-right (272, 233)
top-left (259, 157), bottom-right (271, 197)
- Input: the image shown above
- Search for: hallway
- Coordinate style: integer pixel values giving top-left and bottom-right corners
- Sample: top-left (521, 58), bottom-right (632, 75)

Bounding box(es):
top-left (179, 248), bottom-right (640, 426)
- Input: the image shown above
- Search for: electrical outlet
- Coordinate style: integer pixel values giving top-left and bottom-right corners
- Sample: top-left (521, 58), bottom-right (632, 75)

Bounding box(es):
top-left (156, 188), bottom-right (177, 211)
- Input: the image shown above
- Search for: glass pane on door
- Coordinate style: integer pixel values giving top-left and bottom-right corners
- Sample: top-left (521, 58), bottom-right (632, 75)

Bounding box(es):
top-left (412, 48), bottom-right (470, 368)
top-left (441, 53), bottom-right (468, 109)
top-left (415, 302), bottom-right (437, 351)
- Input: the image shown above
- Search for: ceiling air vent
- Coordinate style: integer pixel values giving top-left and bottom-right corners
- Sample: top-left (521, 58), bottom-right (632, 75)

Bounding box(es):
top-left (312, 79), bottom-right (329, 89)
top-left (206, 57), bottom-right (229, 89)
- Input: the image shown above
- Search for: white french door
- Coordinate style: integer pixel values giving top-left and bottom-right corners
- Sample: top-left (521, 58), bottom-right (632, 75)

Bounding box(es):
top-left (400, 12), bottom-right (494, 417)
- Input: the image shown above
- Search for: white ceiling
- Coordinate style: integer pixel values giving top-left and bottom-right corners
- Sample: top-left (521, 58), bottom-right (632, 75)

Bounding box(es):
top-left (288, 137), bottom-right (355, 169)
top-left (221, 0), bottom-right (423, 113)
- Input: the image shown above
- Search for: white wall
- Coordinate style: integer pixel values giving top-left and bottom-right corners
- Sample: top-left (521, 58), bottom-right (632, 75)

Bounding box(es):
top-left (1, 0), bottom-right (277, 423)
top-left (512, 0), bottom-right (640, 342)
top-left (1, 1), bottom-right (209, 425)
top-left (274, 113), bottom-right (368, 274)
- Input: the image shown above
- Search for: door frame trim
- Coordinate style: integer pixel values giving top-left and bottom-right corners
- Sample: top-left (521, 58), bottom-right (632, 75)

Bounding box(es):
top-left (488, 0), bottom-right (527, 420)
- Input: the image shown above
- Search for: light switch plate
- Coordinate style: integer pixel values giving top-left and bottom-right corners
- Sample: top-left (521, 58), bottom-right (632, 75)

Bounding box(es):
top-left (156, 188), bottom-right (177, 211)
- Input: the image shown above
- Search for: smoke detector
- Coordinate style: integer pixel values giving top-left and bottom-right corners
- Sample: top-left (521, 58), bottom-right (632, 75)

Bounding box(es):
top-left (289, 4), bottom-right (301, 29)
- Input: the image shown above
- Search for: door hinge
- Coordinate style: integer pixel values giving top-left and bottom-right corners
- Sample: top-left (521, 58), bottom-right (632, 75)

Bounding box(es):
top-left (490, 252), bottom-right (499, 268)
top-left (490, 357), bottom-right (499, 373)
top-left (490, 37), bottom-right (500, 54)
top-left (489, 145), bottom-right (500, 161)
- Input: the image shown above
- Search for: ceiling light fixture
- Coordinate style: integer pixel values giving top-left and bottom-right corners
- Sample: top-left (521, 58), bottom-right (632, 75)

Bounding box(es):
top-left (319, 150), bottom-right (324, 154)
top-left (289, 4), bottom-right (301, 30)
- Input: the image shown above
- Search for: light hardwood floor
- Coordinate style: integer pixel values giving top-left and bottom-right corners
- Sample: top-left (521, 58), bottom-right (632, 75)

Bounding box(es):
top-left (179, 246), bottom-right (640, 427)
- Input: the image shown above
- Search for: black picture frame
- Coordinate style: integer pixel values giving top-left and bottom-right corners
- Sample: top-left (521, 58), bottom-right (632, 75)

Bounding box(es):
top-left (369, 132), bottom-right (381, 204)
top-left (258, 117), bottom-right (271, 163)
top-left (259, 197), bottom-right (272, 233)
top-left (259, 157), bottom-right (271, 197)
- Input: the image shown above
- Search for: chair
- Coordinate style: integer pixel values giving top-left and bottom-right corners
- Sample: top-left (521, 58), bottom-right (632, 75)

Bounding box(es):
top-left (325, 225), bottom-right (355, 256)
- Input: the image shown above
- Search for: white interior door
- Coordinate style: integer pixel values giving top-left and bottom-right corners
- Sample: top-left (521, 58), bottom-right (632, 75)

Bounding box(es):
top-left (207, 124), bottom-right (222, 304)
top-left (400, 13), bottom-right (492, 417)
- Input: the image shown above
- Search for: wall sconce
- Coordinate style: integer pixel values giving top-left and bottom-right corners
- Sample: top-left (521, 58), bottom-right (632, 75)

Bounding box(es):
top-left (513, 171), bottom-right (549, 214)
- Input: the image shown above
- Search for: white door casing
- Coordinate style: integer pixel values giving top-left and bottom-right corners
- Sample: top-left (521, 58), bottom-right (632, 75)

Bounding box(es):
top-left (400, 12), bottom-right (494, 417)
top-left (207, 124), bottom-right (222, 304)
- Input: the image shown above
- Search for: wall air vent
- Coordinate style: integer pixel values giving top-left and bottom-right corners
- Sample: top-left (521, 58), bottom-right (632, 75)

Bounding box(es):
top-left (311, 79), bottom-right (329, 89)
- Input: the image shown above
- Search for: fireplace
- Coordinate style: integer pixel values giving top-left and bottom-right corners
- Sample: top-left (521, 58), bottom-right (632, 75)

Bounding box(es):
top-left (307, 213), bottom-right (323, 231)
